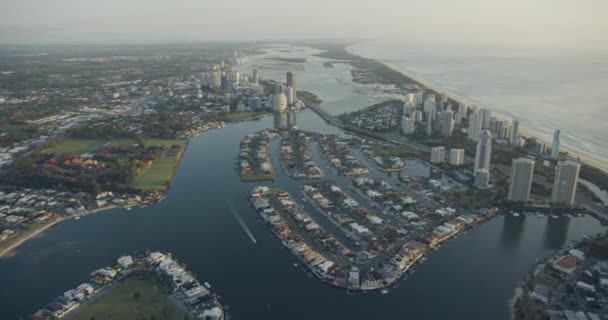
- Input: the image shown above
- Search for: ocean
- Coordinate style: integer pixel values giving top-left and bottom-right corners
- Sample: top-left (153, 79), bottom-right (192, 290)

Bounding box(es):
top-left (350, 40), bottom-right (608, 171)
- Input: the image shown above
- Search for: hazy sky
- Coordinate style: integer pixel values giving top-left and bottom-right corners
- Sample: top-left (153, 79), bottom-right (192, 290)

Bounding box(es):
top-left (0, 0), bottom-right (606, 48)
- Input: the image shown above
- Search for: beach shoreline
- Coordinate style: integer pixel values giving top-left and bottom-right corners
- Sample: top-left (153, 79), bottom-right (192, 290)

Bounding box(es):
top-left (343, 44), bottom-right (608, 174)
top-left (0, 216), bottom-right (65, 259)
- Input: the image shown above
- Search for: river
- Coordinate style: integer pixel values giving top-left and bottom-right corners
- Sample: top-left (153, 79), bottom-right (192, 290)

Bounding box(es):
top-left (0, 45), bottom-right (604, 320)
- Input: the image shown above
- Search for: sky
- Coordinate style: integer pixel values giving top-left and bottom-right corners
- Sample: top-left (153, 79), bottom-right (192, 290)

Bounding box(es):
top-left (0, 0), bottom-right (607, 49)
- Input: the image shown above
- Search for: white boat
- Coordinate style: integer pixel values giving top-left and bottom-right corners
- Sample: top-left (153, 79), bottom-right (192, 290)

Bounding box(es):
top-left (535, 213), bottom-right (544, 218)
top-left (203, 282), bottom-right (211, 289)
top-left (512, 212), bottom-right (520, 217)
top-left (381, 289), bottom-right (389, 294)
top-left (550, 214), bottom-right (559, 219)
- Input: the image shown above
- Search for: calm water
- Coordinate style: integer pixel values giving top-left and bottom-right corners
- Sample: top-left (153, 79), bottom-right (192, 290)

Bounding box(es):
top-left (350, 40), bottom-right (608, 170)
top-left (0, 45), bottom-right (604, 319)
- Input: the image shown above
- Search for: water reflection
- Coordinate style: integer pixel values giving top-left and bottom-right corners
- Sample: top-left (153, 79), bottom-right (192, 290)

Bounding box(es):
top-left (273, 109), bottom-right (297, 129)
top-left (544, 216), bottom-right (571, 250)
top-left (500, 214), bottom-right (526, 251)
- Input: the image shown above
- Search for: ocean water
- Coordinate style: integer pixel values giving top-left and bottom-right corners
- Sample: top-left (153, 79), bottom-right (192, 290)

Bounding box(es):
top-left (350, 40), bottom-right (608, 171)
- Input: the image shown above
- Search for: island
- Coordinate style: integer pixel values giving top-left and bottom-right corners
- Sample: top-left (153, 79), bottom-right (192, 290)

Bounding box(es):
top-left (32, 251), bottom-right (227, 320)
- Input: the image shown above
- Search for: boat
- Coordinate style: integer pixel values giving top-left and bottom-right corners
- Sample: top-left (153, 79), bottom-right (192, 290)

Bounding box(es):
top-left (381, 289), bottom-right (389, 294)
top-left (75, 216), bottom-right (81, 220)
top-left (535, 212), bottom-right (544, 218)
top-left (203, 282), bottom-right (211, 289)
top-left (293, 263), bottom-right (299, 267)
top-left (511, 212), bottom-right (520, 217)
top-left (550, 214), bottom-right (559, 219)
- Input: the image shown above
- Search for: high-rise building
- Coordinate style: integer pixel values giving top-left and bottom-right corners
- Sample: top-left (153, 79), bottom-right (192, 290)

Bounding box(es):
top-left (474, 169), bottom-right (490, 189)
top-left (448, 149), bottom-right (465, 166)
top-left (402, 117), bottom-right (415, 135)
top-left (286, 71), bottom-right (297, 100)
top-left (426, 113), bottom-right (433, 136)
top-left (511, 119), bottom-right (519, 145)
top-left (233, 71), bottom-right (240, 85)
top-left (424, 96), bottom-right (437, 120)
top-left (212, 71), bottom-right (221, 89)
top-left (273, 93), bottom-right (287, 112)
top-left (551, 129), bottom-right (561, 159)
top-left (551, 160), bottom-right (580, 205)
top-left (508, 158), bottom-right (535, 202)
top-left (474, 130), bottom-right (492, 172)
top-left (468, 111), bottom-right (484, 142)
top-left (286, 86), bottom-right (294, 105)
top-left (479, 108), bottom-right (492, 130)
top-left (275, 83), bottom-right (284, 95)
top-left (412, 110), bottom-right (422, 122)
top-left (440, 111), bottom-right (454, 137)
top-left (430, 146), bottom-right (446, 164)
top-left (536, 142), bottom-right (546, 154)
top-left (252, 69), bottom-right (259, 84)
top-left (499, 124), bottom-right (511, 141)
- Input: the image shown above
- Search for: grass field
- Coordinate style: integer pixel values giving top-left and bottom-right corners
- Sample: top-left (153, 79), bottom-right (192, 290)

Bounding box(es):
top-left (218, 111), bottom-right (269, 122)
top-left (40, 137), bottom-right (188, 191)
top-left (128, 139), bottom-right (187, 191)
top-left (68, 274), bottom-right (182, 320)
top-left (41, 138), bottom-right (107, 155)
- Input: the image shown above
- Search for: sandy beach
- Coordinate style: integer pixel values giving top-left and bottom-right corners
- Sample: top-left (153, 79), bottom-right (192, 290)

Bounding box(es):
top-left (344, 45), bottom-right (608, 173)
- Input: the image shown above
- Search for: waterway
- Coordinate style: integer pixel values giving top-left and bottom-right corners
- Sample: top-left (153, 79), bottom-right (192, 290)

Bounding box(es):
top-left (0, 45), bottom-right (604, 319)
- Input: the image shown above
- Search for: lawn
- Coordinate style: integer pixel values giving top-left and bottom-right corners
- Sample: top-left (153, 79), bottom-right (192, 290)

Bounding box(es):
top-left (145, 138), bottom-right (187, 148)
top-left (68, 274), bottom-right (182, 320)
top-left (41, 138), bottom-right (107, 155)
top-left (129, 154), bottom-right (182, 191)
top-left (218, 111), bottom-right (269, 122)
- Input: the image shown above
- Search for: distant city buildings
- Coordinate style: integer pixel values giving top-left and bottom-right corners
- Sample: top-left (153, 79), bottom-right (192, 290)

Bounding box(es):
top-left (551, 160), bottom-right (580, 206)
top-left (252, 69), bottom-right (259, 85)
top-left (479, 108), bottom-right (492, 130)
top-left (287, 71), bottom-right (297, 100)
top-left (430, 146), bottom-right (446, 164)
top-left (468, 111), bottom-right (484, 142)
top-left (440, 111), bottom-right (454, 137)
top-left (448, 149), bottom-right (465, 166)
top-left (401, 117), bottom-right (415, 135)
top-left (508, 158), bottom-right (535, 202)
top-left (551, 129), bottom-right (561, 160)
top-left (511, 119), bottom-right (519, 145)
top-left (426, 113), bottom-right (433, 136)
top-left (273, 93), bottom-right (287, 113)
top-left (474, 130), bottom-right (492, 189)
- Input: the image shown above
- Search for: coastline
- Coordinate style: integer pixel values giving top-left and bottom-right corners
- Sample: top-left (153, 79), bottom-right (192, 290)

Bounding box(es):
top-left (343, 44), bottom-right (608, 174)
top-left (0, 123), bottom-right (227, 259)
top-left (0, 216), bottom-right (65, 259)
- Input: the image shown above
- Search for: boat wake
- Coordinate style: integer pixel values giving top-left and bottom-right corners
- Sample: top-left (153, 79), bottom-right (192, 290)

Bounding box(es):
top-left (227, 202), bottom-right (257, 244)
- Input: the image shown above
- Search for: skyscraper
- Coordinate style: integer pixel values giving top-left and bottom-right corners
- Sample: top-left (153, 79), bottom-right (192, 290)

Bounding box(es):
top-left (430, 146), bottom-right (446, 163)
top-left (474, 169), bottom-right (490, 189)
top-left (401, 117), bottom-right (415, 135)
top-left (551, 160), bottom-right (580, 205)
top-left (468, 111), bottom-right (483, 141)
top-left (286, 71), bottom-right (296, 100)
top-left (252, 69), bottom-right (259, 85)
top-left (474, 130), bottom-right (492, 172)
top-left (511, 119), bottom-right (519, 145)
top-left (508, 158), bottom-right (535, 202)
top-left (448, 149), bottom-right (465, 166)
top-left (273, 93), bottom-right (287, 113)
top-left (440, 111), bottom-right (454, 137)
top-left (479, 108), bottom-right (492, 130)
top-left (551, 129), bottom-right (561, 159)
top-left (426, 113), bottom-right (433, 136)
top-left (286, 86), bottom-right (294, 105)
